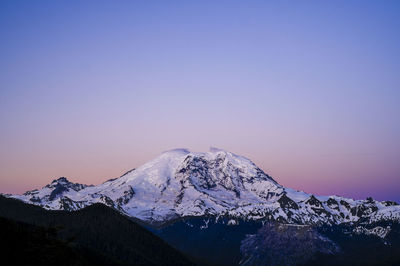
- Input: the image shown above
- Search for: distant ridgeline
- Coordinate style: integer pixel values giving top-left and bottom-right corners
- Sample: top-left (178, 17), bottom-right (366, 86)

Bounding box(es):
top-left (3, 148), bottom-right (400, 265)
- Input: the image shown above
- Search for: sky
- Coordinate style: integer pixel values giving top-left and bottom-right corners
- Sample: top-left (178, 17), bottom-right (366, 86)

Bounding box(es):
top-left (0, 0), bottom-right (399, 202)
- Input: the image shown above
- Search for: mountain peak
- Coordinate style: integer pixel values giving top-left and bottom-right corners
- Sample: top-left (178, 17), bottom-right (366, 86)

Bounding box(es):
top-left (8, 149), bottom-right (400, 227)
top-left (209, 147), bottom-right (227, 153)
top-left (51, 177), bottom-right (70, 184)
top-left (161, 148), bottom-right (191, 155)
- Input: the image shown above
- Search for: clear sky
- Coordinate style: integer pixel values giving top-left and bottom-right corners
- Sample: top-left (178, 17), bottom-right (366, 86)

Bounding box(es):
top-left (1, 0), bottom-right (399, 202)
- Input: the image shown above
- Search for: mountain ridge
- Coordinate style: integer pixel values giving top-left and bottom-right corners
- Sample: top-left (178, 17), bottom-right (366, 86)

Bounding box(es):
top-left (5, 148), bottom-right (400, 234)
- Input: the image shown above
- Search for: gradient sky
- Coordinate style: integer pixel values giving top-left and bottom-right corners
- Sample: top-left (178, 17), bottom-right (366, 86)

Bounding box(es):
top-left (1, 0), bottom-right (399, 202)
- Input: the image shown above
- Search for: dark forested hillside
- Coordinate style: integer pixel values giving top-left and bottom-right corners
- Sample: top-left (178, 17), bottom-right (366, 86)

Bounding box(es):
top-left (306, 223), bottom-right (400, 265)
top-left (0, 216), bottom-right (117, 265)
top-left (0, 196), bottom-right (193, 266)
top-left (152, 217), bottom-right (400, 266)
top-left (151, 217), bottom-right (262, 265)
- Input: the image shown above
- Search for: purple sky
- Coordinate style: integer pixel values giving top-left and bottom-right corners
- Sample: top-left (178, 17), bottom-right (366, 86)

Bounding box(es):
top-left (1, 1), bottom-right (399, 202)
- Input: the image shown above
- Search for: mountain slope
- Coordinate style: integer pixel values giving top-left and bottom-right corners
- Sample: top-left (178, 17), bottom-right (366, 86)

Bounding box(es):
top-left (0, 196), bottom-right (193, 266)
top-left (0, 216), bottom-right (116, 266)
top-left (240, 222), bottom-right (340, 266)
top-left (7, 148), bottom-right (400, 228)
top-left (149, 216), bottom-right (400, 265)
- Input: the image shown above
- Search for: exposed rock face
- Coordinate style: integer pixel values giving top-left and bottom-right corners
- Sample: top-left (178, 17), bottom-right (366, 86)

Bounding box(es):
top-left (22, 177), bottom-right (91, 204)
top-left (240, 223), bottom-right (339, 266)
top-left (353, 225), bottom-right (391, 238)
top-left (278, 194), bottom-right (299, 210)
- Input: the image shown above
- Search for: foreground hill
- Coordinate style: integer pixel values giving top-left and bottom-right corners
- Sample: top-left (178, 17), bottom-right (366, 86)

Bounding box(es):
top-left (0, 196), bottom-right (193, 266)
top-left (0, 216), bottom-right (116, 265)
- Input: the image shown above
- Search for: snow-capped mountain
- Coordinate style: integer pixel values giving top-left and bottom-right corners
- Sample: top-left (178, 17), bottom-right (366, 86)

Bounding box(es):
top-left (7, 148), bottom-right (400, 228)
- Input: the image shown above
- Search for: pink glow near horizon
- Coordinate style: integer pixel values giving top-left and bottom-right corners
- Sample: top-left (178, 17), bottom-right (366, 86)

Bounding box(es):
top-left (0, 1), bottom-right (399, 202)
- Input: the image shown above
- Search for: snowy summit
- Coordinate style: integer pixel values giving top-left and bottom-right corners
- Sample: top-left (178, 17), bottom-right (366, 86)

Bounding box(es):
top-left (8, 148), bottom-right (400, 228)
